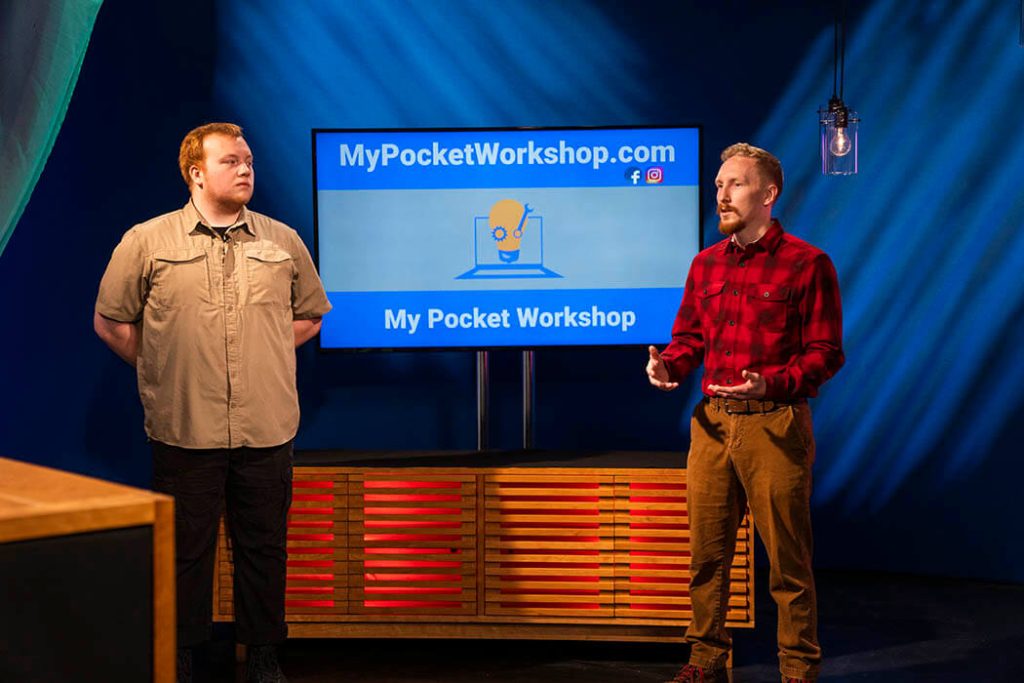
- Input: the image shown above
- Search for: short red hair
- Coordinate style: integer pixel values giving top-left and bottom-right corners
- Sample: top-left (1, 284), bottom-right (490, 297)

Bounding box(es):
top-left (178, 122), bottom-right (244, 188)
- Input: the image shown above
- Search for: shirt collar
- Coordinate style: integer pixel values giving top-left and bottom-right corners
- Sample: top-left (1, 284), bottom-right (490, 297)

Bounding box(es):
top-left (723, 219), bottom-right (785, 255)
top-left (183, 200), bottom-right (256, 237)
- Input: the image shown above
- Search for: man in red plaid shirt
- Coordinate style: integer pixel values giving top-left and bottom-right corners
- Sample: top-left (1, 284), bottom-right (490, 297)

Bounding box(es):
top-left (647, 143), bottom-right (844, 683)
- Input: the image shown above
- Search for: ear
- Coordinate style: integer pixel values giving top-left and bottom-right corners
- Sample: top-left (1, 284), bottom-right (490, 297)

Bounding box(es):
top-left (762, 184), bottom-right (778, 206)
top-left (189, 164), bottom-right (204, 189)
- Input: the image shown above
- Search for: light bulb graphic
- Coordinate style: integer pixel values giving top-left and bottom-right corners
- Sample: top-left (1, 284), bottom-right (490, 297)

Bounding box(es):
top-left (489, 199), bottom-right (533, 263)
top-left (830, 127), bottom-right (852, 157)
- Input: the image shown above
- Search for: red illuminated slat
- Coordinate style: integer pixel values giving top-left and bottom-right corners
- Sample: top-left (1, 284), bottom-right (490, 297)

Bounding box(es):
top-left (289, 507), bottom-right (334, 516)
top-left (363, 480), bottom-right (462, 489)
top-left (627, 509), bottom-right (685, 517)
top-left (285, 600), bottom-right (334, 608)
top-left (629, 523), bottom-right (689, 530)
top-left (293, 494), bottom-right (334, 502)
top-left (364, 494), bottom-right (462, 502)
top-left (498, 496), bottom-right (601, 503)
top-left (629, 603), bottom-right (680, 611)
top-left (286, 586), bottom-right (334, 594)
top-left (364, 560), bottom-right (462, 568)
top-left (628, 550), bottom-right (686, 557)
top-left (499, 589), bottom-right (600, 596)
top-left (365, 573), bottom-right (461, 582)
top-left (364, 587), bottom-right (462, 595)
top-left (629, 576), bottom-right (687, 584)
top-left (499, 562), bottom-right (601, 569)
top-left (500, 575), bottom-right (600, 583)
top-left (500, 549), bottom-right (600, 556)
top-left (499, 602), bottom-right (602, 609)
top-left (629, 496), bottom-right (685, 503)
top-left (287, 547), bottom-right (334, 555)
top-left (497, 482), bottom-right (600, 489)
top-left (630, 483), bottom-right (686, 490)
top-left (364, 507), bottom-right (461, 516)
top-left (293, 481), bottom-right (334, 489)
top-left (288, 520), bottom-right (334, 528)
top-left (630, 563), bottom-right (686, 570)
top-left (628, 536), bottom-right (680, 543)
top-left (364, 547), bottom-right (461, 555)
top-left (287, 560), bottom-right (333, 568)
top-left (363, 534), bottom-right (461, 542)
top-left (499, 536), bottom-right (600, 543)
top-left (287, 533), bottom-right (335, 542)
top-left (630, 589), bottom-right (687, 596)
top-left (363, 521), bottom-right (462, 528)
top-left (498, 509), bottom-right (599, 516)
top-left (499, 528), bottom-right (602, 532)
top-left (363, 600), bottom-right (462, 608)
top-left (287, 574), bottom-right (333, 581)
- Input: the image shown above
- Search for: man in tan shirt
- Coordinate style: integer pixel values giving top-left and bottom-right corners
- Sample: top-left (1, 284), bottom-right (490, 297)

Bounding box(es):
top-left (95, 122), bottom-right (330, 683)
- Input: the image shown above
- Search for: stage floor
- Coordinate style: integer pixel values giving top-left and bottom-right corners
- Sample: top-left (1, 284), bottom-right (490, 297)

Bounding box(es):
top-left (197, 569), bottom-right (1024, 682)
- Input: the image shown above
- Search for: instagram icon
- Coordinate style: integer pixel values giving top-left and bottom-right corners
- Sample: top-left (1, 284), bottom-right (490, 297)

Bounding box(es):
top-left (645, 167), bottom-right (664, 184)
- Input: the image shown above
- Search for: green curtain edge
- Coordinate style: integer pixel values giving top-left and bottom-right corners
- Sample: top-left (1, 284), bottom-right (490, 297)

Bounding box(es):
top-left (0, 0), bottom-right (105, 259)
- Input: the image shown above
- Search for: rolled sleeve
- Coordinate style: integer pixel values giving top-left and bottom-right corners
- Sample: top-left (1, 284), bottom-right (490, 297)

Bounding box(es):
top-left (95, 229), bottom-right (147, 323)
top-left (288, 234), bottom-right (331, 320)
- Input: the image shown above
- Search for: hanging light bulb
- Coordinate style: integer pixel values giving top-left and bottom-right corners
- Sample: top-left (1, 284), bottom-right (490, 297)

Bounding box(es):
top-left (830, 126), bottom-right (852, 157)
top-left (819, 0), bottom-right (859, 175)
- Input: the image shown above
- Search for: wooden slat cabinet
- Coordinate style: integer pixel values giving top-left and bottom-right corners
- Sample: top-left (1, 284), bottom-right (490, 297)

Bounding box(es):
top-left (213, 452), bottom-right (754, 642)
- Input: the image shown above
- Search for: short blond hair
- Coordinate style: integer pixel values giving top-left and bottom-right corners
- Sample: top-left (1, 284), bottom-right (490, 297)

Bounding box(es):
top-left (178, 122), bottom-right (244, 187)
top-left (721, 142), bottom-right (783, 199)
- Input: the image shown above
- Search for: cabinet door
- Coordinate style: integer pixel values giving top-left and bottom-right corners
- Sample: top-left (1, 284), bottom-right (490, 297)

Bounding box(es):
top-left (347, 473), bottom-right (478, 616)
top-left (485, 473), bottom-right (616, 618)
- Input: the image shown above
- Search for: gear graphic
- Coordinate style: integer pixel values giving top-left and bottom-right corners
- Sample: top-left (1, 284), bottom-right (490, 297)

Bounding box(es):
top-left (491, 226), bottom-right (507, 241)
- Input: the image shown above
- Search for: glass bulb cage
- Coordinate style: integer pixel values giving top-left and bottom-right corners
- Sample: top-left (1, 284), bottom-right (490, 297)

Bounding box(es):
top-left (819, 101), bottom-right (859, 175)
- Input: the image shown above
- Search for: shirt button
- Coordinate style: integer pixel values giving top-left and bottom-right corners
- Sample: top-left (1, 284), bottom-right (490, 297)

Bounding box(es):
top-left (725, 350), bottom-right (732, 356)
top-left (763, 291), bottom-right (771, 298)
top-left (729, 320), bottom-right (735, 326)
top-left (733, 289), bottom-right (739, 296)
top-left (739, 262), bottom-right (746, 267)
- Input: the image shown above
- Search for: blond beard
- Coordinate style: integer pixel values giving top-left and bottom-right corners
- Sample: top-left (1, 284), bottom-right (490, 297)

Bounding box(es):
top-left (718, 214), bottom-right (744, 235)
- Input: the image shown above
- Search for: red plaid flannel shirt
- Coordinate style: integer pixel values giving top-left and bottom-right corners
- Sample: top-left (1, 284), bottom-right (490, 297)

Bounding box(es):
top-left (660, 220), bottom-right (844, 400)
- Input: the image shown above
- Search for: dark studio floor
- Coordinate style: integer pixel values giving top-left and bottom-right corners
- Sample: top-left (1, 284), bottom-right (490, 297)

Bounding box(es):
top-left (196, 570), bottom-right (1024, 683)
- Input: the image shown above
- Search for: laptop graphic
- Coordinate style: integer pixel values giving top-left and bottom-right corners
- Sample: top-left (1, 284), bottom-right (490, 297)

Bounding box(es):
top-left (456, 201), bottom-right (562, 280)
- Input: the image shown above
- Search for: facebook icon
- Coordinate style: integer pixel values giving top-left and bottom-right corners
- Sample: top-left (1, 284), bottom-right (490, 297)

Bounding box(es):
top-left (625, 167), bottom-right (642, 185)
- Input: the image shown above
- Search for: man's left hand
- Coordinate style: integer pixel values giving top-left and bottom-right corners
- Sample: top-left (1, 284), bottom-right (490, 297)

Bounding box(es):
top-left (707, 369), bottom-right (766, 399)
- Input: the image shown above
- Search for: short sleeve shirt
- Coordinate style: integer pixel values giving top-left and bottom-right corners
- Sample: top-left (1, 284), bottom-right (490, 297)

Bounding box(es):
top-left (95, 201), bottom-right (332, 448)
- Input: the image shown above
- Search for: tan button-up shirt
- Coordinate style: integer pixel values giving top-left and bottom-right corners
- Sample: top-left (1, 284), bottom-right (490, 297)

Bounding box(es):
top-left (96, 201), bottom-right (332, 449)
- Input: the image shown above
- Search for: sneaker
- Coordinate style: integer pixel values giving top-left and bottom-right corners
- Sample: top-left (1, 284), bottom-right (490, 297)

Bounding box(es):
top-left (176, 647), bottom-right (192, 683)
top-left (668, 663), bottom-right (728, 682)
top-left (245, 644), bottom-right (288, 683)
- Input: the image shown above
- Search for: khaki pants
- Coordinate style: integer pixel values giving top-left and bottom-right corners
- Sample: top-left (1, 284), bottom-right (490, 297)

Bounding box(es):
top-left (685, 398), bottom-right (820, 681)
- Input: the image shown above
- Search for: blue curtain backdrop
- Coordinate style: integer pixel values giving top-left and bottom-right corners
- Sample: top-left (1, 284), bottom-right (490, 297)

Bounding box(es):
top-left (1, 0), bottom-right (1022, 582)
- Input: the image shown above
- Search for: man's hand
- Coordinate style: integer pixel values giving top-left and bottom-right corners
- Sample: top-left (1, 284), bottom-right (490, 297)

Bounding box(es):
top-left (707, 369), bottom-right (766, 399)
top-left (646, 345), bottom-right (679, 391)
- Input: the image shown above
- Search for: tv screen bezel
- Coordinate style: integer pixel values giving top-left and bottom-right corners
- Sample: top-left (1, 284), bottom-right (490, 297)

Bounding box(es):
top-left (311, 124), bottom-right (704, 353)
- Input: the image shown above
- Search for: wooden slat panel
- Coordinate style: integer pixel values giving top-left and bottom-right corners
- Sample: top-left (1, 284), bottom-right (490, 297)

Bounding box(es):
top-left (349, 473), bottom-right (477, 617)
top-left (485, 473), bottom-right (616, 619)
top-left (612, 475), bottom-right (754, 627)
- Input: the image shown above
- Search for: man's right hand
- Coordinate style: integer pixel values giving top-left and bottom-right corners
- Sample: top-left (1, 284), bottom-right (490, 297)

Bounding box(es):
top-left (646, 345), bottom-right (679, 391)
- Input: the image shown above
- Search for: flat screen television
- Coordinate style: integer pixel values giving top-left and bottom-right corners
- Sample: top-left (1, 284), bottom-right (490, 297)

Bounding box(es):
top-left (312, 125), bottom-right (701, 350)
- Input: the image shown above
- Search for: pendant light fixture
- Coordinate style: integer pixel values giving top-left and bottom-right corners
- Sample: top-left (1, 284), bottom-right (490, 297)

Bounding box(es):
top-left (819, 0), bottom-right (859, 175)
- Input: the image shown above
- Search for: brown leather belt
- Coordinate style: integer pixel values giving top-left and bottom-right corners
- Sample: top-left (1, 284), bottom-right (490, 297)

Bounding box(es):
top-left (706, 397), bottom-right (793, 414)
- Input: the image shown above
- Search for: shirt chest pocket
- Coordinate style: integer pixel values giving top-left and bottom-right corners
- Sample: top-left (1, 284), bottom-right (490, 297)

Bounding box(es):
top-left (244, 247), bottom-right (294, 307)
top-left (697, 281), bottom-right (727, 324)
top-left (148, 249), bottom-right (210, 309)
top-left (747, 283), bottom-right (790, 332)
